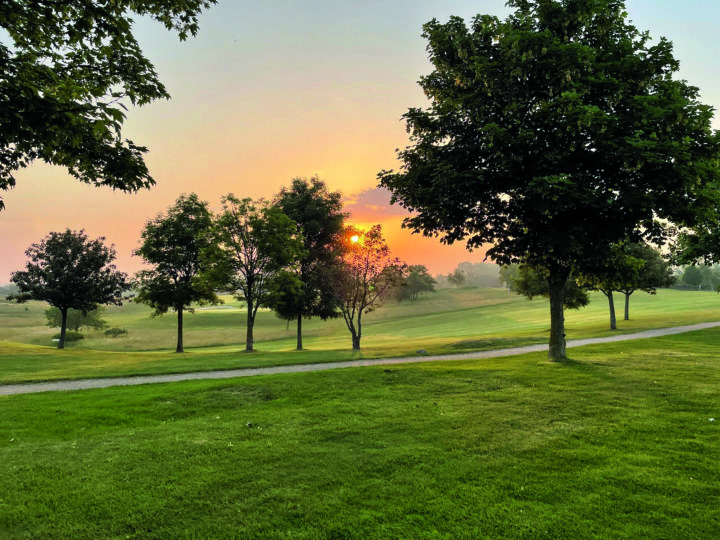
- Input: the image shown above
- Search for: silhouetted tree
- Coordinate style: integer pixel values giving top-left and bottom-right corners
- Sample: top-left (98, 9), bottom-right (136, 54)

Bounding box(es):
top-left (332, 225), bottom-right (405, 350)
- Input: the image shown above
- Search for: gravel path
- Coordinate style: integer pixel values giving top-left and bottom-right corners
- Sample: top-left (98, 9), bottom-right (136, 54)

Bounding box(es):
top-left (2, 321), bottom-right (719, 396)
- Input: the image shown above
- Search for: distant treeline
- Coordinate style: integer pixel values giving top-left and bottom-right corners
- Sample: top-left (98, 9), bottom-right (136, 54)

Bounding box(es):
top-left (0, 284), bottom-right (18, 298)
top-left (436, 262), bottom-right (501, 289)
top-left (672, 264), bottom-right (720, 291)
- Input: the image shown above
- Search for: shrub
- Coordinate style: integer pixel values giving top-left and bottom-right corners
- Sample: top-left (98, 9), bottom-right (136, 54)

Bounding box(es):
top-left (52, 331), bottom-right (84, 342)
top-left (104, 327), bottom-right (128, 338)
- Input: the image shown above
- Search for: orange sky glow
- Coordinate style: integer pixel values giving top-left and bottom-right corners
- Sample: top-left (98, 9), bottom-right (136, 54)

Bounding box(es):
top-left (1, 1), bottom-right (718, 282)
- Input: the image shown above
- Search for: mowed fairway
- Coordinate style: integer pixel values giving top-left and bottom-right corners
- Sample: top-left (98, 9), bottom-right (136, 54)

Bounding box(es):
top-left (1, 287), bottom-right (720, 384)
top-left (1, 328), bottom-right (718, 538)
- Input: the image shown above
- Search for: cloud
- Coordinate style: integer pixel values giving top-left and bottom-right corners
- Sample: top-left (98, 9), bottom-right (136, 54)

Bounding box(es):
top-left (343, 187), bottom-right (410, 222)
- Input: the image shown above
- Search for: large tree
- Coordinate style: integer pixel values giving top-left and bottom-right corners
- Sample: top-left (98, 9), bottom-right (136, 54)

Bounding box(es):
top-left (212, 195), bottom-right (304, 352)
top-left (272, 177), bottom-right (346, 350)
top-left (379, 0), bottom-right (720, 360)
top-left (9, 229), bottom-right (129, 348)
top-left (332, 225), bottom-right (404, 350)
top-left (0, 0), bottom-right (216, 210)
top-left (134, 193), bottom-right (219, 353)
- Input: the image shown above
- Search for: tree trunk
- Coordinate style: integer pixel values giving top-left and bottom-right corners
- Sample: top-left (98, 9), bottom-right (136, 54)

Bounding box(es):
top-left (245, 300), bottom-right (254, 352)
top-left (353, 311), bottom-right (363, 350)
top-left (624, 292), bottom-right (631, 321)
top-left (607, 291), bottom-right (617, 330)
top-left (296, 315), bottom-right (303, 350)
top-left (176, 307), bottom-right (184, 353)
top-left (547, 269), bottom-right (569, 361)
top-left (58, 307), bottom-right (68, 349)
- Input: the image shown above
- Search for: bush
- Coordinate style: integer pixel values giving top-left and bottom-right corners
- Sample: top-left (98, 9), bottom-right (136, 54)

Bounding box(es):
top-left (52, 331), bottom-right (84, 342)
top-left (104, 327), bottom-right (128, 338)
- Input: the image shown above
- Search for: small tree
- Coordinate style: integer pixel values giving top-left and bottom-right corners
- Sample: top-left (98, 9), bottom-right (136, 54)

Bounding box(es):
top-left (682, 266), bottom-right (704, 290)
top-left (510, 264), bottom-right (590, 310)
top-left (211, 195), bottom-right (305, 352)
top-left (581, 247), bottom-right (644, 330)
top-left (9, 229), bottom-right (129, 348)
top-left (332, 225), bottom-right (405, 350)
top-left (45, 307), bottom-right (108, 332)
top-left (134, 193), bottom-right (219, 353)
top-left (447, 268), bottom-right (466, 287)
top-left (399, 265), bottom-right (437, 301)
top-left (616, 243), bottom-right (675, 320)
top-left (272, 177), bottom-right (346, 350)
top-left (498, 265), bottom-right (519, 293)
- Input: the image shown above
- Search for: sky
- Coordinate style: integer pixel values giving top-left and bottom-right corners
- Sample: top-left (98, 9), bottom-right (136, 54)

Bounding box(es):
top-left (2, 0), bottom-right (720, 282)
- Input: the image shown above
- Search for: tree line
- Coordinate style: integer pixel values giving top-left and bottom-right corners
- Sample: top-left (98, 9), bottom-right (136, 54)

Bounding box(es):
top-left (8, 178), bottom-right (406, 351)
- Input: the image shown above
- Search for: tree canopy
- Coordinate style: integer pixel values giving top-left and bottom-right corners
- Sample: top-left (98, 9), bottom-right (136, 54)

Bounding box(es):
top-left (379, 0), bottom-right (720, 360)
top-left (134, 193), bottom-right (219, 353)
top-left (0, 0), bottom-right (216, 210)
top-left (9, 229), bottom-right (129, 348)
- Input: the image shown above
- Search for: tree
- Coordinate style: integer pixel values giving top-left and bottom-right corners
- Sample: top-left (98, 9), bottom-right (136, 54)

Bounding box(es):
top-left (682, 265), bottom-right (704, 290)
top-left (580, 246), bottom-right (644, 329)
top-left (397, 265), bottom-right (437, 301)
top-left (9, 229), bottom-right (128, 348)
top-left (134, 193), bottom-right (219, 353)
top-left (46, 306), bottom-right (108, 332)
top-left (212, 195), bottom-right (304, 352)
top-left (0, 1), bottom-right (217, 211)
top-left (272, 177), bottom-right (346, 350)
top-left (332, 225), bottom-right (405, 350)
top-left (379, 0), bottom-right (720, 360)
top-left (447, 268), bottom-right (466, 287)
top-left (616, 243), bottom-right (675, 320)
top-left (510, 264), bottom-right (590, 310)
top-left (498, 265), bottom-right (519, 293)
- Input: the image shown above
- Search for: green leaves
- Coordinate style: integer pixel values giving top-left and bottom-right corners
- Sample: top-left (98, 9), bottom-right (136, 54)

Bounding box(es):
top-left (134, 193), bottom-right (219, 316)
top-left (0, 0), bottom-right (217, 210)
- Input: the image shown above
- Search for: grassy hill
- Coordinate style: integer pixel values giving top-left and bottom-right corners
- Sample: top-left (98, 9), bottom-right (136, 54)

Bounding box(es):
top-left (2, 287), bottom-right (720, 384)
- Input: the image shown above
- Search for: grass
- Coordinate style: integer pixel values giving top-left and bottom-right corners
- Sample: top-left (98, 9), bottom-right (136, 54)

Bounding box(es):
top-left (2, 287), bottom-right (720, 384)
top-left (1, 329), bottom-right (718, 538)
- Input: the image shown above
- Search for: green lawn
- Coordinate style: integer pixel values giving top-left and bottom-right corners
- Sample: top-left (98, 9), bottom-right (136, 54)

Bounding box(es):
top-left (1, 329), bottom-right (718, 538)
top-left (1, 288), bottom-right (720, 384)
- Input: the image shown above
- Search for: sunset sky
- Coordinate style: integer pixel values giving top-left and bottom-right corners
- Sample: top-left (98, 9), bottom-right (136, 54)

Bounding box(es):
top-left (2, 0), bottom-right (720, 282)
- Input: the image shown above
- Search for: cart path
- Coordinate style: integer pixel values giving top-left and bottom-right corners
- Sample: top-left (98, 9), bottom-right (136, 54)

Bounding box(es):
top-left (2, 321), bottom-right (720, 396)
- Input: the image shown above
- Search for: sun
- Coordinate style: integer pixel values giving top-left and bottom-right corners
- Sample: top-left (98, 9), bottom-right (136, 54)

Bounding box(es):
top-left (350, 235), bottom-right (360, 243)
